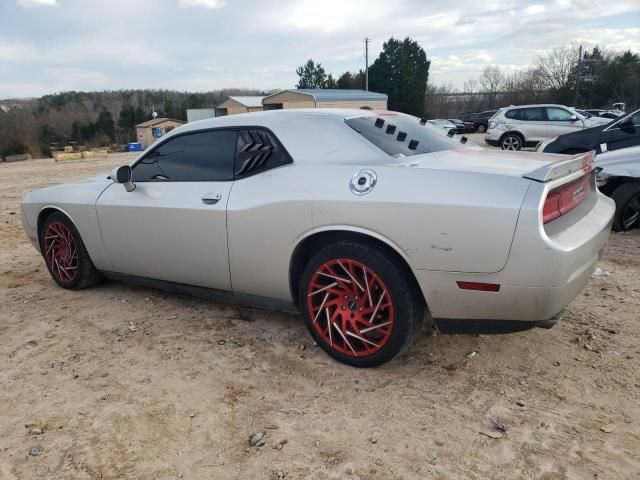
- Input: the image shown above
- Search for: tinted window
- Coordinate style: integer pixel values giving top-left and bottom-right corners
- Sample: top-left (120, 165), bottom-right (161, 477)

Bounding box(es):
top-left (132, 135), bottom-right (186, 181)
top-left (181, 130), bottom-right (236, 181)
top-left (546, 107), bottom-right (574, 121)
top-left (132, 130), bottom-right (237, 182)
top-left (505, 109), bottom-right (523, 120)
top-left (522, 108), bottom-right (546, 121)
top-left (235, 129), bottom-right (292, 178)
top-left (345, 113), bottom-right (460, 157)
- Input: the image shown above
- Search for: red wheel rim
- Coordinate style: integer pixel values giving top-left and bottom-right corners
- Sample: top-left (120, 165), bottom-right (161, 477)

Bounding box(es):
top-left (306, 258), bottom-right (394, 357)
top-left (43, 221), bottom-right (79, 285)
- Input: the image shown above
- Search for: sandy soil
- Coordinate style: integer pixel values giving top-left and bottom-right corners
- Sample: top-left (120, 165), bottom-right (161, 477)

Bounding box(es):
top-left (1, 154), bottom-right (639, 480)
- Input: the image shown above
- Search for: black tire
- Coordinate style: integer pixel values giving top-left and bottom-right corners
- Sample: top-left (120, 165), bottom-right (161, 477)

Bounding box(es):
top-left (40, 212), bottom-right (104, 290)
top-left (611, 182), bottom-right (640, 232)
top-left (298, 241), bottom-right (424, 367)
top-left (477, 124), bottom-right (486, 133)
top-left (500, 133), bottom-right (523, 151)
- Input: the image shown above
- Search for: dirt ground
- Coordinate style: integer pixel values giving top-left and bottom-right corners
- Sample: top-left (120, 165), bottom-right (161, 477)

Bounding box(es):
top-left (1, 153), bottom-right (639, 480)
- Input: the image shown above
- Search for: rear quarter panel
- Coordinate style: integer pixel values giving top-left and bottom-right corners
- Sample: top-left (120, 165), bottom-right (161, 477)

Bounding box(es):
top-left (309, 163), bottom-right (531, 273)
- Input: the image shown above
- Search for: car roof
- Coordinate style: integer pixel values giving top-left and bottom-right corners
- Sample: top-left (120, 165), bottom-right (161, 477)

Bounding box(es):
top-left (177, 108), bottom-right (379, 134)
top-left (502, 104), bottom-right (575, 109)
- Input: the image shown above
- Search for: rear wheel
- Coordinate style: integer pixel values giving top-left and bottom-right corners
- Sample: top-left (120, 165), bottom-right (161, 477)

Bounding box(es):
top-left (500, 134), bottom-right (523, 151)
top-left (477, 124), bottom-right (486, 133)
top-left (40, 212), bottom-right (104, 289)
top-left (299, 241), bottom-right (423, 367)
top-left (611, 182), bottom-right (640, 231)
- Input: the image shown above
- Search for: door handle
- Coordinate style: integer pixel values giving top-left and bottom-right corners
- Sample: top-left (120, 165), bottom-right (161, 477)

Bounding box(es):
top-left (201, 193), bottom-right (222, 205)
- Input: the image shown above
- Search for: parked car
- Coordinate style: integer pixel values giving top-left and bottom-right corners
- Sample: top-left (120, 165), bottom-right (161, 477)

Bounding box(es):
top-left (458, 112), bottom-right (479, 131)
top-left (448, 118), bottom-right (474, 134)
top-left (21, 109), bottom-right (614, 367)
top-left (427, 119), bottom-right (458, 134)
top-left (486, 104), bottom-right (609, 151)
top-left (538, 108), bottom-right (640, 155)
top-left (582, 109), bottom-right (623, 120)
top-left (595, 145), bottom-right (640, 231)
top-left (473, 110), bottom-right (498, 133)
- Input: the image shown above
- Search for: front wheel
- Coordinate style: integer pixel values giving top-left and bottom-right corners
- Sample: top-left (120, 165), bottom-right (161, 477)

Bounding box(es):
top-left (299, 241), bottom-right (423, 367)
top-left (611, 182), bottom-right (640, 231)
top-left (501, 134), bottom-right (523, 151)
top-left (477, 124), bottom-right (486, 133)
top-left (40, 212), bottom-right (104, 289)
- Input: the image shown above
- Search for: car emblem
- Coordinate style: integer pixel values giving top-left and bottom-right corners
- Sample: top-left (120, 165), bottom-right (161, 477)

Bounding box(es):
top-left (573, 185), bottom-right (585, 199)
top-left (350, 169), bottom-right (377, 195)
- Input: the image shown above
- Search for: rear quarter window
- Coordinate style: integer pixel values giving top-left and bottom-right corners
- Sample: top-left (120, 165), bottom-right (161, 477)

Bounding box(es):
top-left (345, 114), bottom-right (461, 157)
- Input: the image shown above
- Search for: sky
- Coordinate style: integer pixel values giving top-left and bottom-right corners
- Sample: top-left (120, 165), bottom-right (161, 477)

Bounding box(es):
top-left (0, 0), bottom-right (639, 99)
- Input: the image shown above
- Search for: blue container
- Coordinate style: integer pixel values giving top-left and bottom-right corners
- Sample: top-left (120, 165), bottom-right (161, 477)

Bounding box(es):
top-left (126, 143), bottom-right (143, 152)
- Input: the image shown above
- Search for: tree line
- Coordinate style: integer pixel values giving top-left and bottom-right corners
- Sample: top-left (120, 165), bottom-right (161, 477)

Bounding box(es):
top-left (424, 45), bottom-right (640, 119)
top-left (0, 88), bottom-right (266, 158)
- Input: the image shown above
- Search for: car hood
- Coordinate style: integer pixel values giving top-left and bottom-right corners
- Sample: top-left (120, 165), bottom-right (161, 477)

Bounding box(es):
top-left (596, 146), bottom-right (640, 177)
top-left (584, 116), bottom-right (612, 127)
top-left (394, 146), bottom-right (565, 178)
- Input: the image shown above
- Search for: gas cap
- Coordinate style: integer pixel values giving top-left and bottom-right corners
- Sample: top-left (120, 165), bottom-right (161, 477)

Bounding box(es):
top-left (350, 169), bottom-right (377, 195)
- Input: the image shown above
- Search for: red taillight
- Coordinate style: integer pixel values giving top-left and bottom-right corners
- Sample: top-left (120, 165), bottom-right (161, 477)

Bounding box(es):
top-left (542, 175), bottom-right (591, 224)
top-left (456, 281), bottom-right (501, 292)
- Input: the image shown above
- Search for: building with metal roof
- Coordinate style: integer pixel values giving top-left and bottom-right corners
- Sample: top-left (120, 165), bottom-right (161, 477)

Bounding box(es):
top-left (215, 96), bottom-right (265, 116)
top-left (135, 117), bottom-right (185, 148)
top-left (262, 89), bottom-right (387, 111)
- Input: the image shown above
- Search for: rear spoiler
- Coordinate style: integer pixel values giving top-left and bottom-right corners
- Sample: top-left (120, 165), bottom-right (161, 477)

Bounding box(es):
top-left (523, 151), bottom-right (595, 182)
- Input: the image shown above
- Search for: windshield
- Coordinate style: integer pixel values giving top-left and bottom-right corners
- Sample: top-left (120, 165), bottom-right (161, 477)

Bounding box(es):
top-left (345, 113), bottom-right (461, 157)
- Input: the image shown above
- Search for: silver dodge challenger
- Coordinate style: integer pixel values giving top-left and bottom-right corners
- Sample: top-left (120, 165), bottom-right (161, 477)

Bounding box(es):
top-left (21, 109), bottom-right (615, 367)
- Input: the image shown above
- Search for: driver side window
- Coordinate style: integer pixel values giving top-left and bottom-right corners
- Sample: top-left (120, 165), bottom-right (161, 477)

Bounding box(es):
top-left (132, 136), bottom-right (186, 182)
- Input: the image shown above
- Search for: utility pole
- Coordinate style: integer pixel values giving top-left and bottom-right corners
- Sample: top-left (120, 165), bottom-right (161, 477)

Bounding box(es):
top-left (574, 44), bottom-right (582, 107)
top-left (364, 37), bottom-right (370, 91)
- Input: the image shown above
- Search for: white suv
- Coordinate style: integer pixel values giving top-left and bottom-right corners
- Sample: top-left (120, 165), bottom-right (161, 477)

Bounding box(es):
top-left (485, 104), bottom-right (609, 151)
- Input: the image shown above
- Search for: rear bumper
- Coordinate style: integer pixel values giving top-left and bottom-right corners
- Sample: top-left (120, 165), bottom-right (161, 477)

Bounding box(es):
top-left (434, 310), bottom-right (566, 334)
top-left (414, 190), bottom-right (614, 324)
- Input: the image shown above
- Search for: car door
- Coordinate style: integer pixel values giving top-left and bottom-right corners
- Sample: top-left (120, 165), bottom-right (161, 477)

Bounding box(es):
top-left (603, 110), bottom-right (640, 152)
top-left (95, 129), bottom-right (237, 290)
top-left (520, 107), bottom-right (548, 143)
top-left (546, 107), bottom-right (583, 138)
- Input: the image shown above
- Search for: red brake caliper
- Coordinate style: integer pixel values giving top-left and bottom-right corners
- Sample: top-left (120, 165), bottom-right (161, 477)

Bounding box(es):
top-left (306, 259), bottom-right (394, 357)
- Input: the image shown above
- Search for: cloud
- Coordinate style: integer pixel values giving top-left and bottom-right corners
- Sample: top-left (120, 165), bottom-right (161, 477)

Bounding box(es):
top-left (525, 4), bottom-right (545, 14)
top-left (177, 0), bottom-right (226, 8)
top-left (17, 0), bottom-right (57, 6)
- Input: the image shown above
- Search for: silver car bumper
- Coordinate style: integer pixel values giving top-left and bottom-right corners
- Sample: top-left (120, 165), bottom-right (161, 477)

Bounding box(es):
top-left (415, 189), bottom-right (614, 329)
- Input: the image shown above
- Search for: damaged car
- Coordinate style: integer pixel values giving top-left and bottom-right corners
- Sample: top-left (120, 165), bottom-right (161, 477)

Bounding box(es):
top-left (21, 109), bottom-right (614, 367)
top-left (596, 145), bottom-right (640, 231)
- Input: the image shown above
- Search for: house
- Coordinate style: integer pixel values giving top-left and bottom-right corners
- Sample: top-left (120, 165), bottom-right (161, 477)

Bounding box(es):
top-left (135, 118), bottom-right (185, 148)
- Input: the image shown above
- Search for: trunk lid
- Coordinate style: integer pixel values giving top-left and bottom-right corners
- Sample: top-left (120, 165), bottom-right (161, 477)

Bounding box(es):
top-left (394, 145), bottom-right (568, 179)
top-left (394, 146), bottom-right (595, 183)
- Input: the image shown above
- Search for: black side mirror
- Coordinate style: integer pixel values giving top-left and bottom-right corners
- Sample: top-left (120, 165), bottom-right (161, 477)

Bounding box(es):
top-left (111, 165), bottom-right (136, 192)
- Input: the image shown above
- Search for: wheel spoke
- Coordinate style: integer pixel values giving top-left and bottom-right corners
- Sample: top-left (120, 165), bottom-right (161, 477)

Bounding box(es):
top-left (337, 260), bottom-right (364, 292)
top-left (308, 282), bottom-right (338, 296)
top-left (313, 292), bottom-right (329, 324)
top-left (333, 323), bottom-right (357, 356)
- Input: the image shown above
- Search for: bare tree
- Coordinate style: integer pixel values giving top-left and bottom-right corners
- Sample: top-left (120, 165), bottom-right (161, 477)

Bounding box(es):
top-left (480, 66), bottom-right (505, 108)
top-left (535, 44), bottom-right (579, 102)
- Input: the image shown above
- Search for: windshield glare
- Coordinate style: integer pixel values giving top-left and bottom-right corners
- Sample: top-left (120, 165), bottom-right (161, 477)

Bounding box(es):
top-left (345, 113), bottom-right (462, 157)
